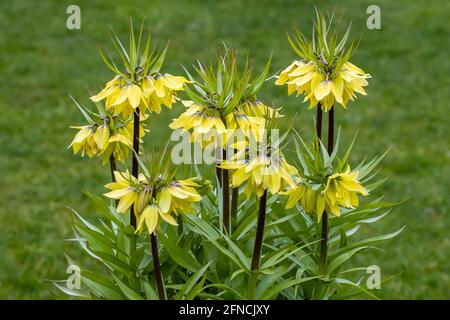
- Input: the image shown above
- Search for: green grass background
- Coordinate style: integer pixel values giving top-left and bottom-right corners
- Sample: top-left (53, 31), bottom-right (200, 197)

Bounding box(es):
top-left (0, 0), bottom-right (448, 299)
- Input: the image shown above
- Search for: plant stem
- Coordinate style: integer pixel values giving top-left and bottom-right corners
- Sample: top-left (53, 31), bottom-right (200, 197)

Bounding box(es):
top-left (327, 106), bottom-right (334, 154)
top-left (109, 154), bottom-right (119, 207)
top-left (109, 154), bottom-right (117, 182)
top-left (130, 108), bottom-right (140, 228)
top-left (216, 166), bottom-right (223, 187)
top-left (318, 211), bottom-right (328, 274)
top-left (231, 187), bottom-right (239, 221)
top-left (251, 190), bottom-right (267, 271)
top-left (247, 190), bottom-right (267, 299)
top-left (318, 106), bottom-right (334, 274)
top-left (316, 104), bottom-right (323, 141)
top-left (222, 148), bottom-right (230, 234)
top-left (150, 233), bottom-right (166, 300)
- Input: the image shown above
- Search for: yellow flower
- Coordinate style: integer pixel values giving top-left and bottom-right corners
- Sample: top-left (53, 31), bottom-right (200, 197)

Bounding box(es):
top-left (286, 184), bottom-right (325, 220)
top-left (275, 60), bottom-right (370, 111)
top-left (136, 179), bottom-right (202, 233)
top-left (221, 151), bottom-right (298, 198)
top-left (170, 100), bottom-right (226, 147)
top-left (285, 166), bottom-right (368, 221)
top-left (90, 74), bottom-right (189, 116)
top-left (104, 170), bottom-right (143, 213)
top-left (91, 76), bottom-right (145, 116)
top-left (240, 101), bottom-right (282, 119)
top-left (93, 124), bottom-right (110, 150)
top-left (99, 119), bottom-right (147, 165)
top-left (104, 170), bottom-right (203, 235)
top-left (323, 166), bottom-right (369, 217)
top-left (69, 125), bottom-right (100, 158)
top-left (226, 106), bottom-right (264, 145)
top-left (134, 178), bottom-right (201, 235)
top-left (275, 60), bottom-right (305, 95)
top-left (144, 74), bottom-right (190, 114)
top-left (158, 179), bottom-right (202, 215)
top-left (136, 203), bottom-right (178, 235)
top-left (170, 100), bottom-right (282, 149)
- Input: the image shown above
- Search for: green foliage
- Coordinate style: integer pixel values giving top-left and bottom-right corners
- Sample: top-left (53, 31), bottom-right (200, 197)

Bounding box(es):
top-left (55, 133), bottom-right (402, 299)
top-left (184, 47), bottom-right (272, 116)
top-left (288, 7), bottom-right (355, 78)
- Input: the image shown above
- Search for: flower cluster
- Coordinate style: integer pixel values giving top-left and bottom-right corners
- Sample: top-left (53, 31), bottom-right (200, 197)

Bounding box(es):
top-left (90, 74), bottom-right (189, 116)
top-left (69, 28), bottom-right (187, 167)
top-left (69, 115), bottom-right (147, 164)
top-left (169, 50), bottom-right (278, 151)
top-left (275, 60), bottom-right (370, 111)
top-left (220, 147), bottom-right (298, 198)
top-left (104, 170), bottom-right (203, 234)
top-left (170, 100), bottom-right (226, 147)
top-left (286, 166), bottom-right (368, 221)
top-left (170, 100), bottom-right (280, 148)
top-left (275, 10), bottom-right (371, 112)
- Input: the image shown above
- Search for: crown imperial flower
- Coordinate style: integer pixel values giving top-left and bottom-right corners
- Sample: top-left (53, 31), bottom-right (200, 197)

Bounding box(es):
top-left (286, 166), bottom-right (368, 221)
top-left (275, 11), bottom-right (371, 111)
top-left (221, 148), bottom-right (298, 198)
top-left (104, 170), bottom-right (203, 235)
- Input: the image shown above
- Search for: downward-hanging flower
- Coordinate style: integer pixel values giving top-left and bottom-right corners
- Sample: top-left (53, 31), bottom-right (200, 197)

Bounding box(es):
top-left (170, 100), bottom-right (281, 148)
top-left (286, 166), bottom-right (368, 221)
top-left (226, 101), bottom-right (281, 143)
top-left (69, 125), bottom-right (99, 158)
top-left (275, 10), bottom-right (371, 111)
top-left (91, 74), bottom-right (189, 116)
top-left (220, 147), bottom-right (298, 198)
top-left (98, 118), bottom-right (147, 164)
top-left (103, 169), bottom-right (204, 235)
top-left (158, 179), bottom-right (203, 214)
top-left (276, 60), bottom-right (370, 111)
top-left (68, 100), bottom-right (148, 164)
top-left (104, 170), bottom-right (143, 213)
top-left (323, 166), bottom-right (369, 216)
top-left (169, 100), bottom-right (226, 147)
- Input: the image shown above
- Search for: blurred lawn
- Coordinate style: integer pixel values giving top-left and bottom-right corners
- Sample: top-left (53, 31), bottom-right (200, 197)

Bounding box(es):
top-left (0, 0), bottom-right (448, 299)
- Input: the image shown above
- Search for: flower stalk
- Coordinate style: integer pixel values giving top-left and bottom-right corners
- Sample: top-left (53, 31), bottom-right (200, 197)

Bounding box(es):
top-left (150, 232), bottom-right (166, 300)
top-left (222, 149), bottom-right (231, 234)
top-left (109, 154), bottom-right (117, 182)
top-left (251, 190), bottom-right (267, 271)
top-left (316, 105), bottom-right (323, 140)
top-left (130, 109), bottom-right (140, 228)
top-left (247, 190), bottom-right (268, 299)
top-left (231, 187), bottom-right (239, 221)
top-left (318, 106), bottom-right (334, 274)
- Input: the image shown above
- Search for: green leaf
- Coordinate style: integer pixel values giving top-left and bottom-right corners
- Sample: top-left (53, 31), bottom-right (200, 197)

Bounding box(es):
top-left (70, 96), bottom-right (95, 125)
top-left (331, 227), bottom-right (405, 258)
top-left (82, 270), bottom-right (124, 299)
top-left (175, 261), bottom-right (212, 299)
top-left (150, 43), bottom-right (169, 74)
top-left (327, 246), bottom-right (368, 274)
top-left (113, 275), bottom-right (144, 300)
top-left (53, 282), bottom-right (89, 298)
top-left (160, 235), bottom-right (202, 272)
top-left (333, 278), bottom-right (380, 300)
top-left (259, 276), bottom-right (318, 299)
top-left (142, 281), bottom-right (158, 300)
